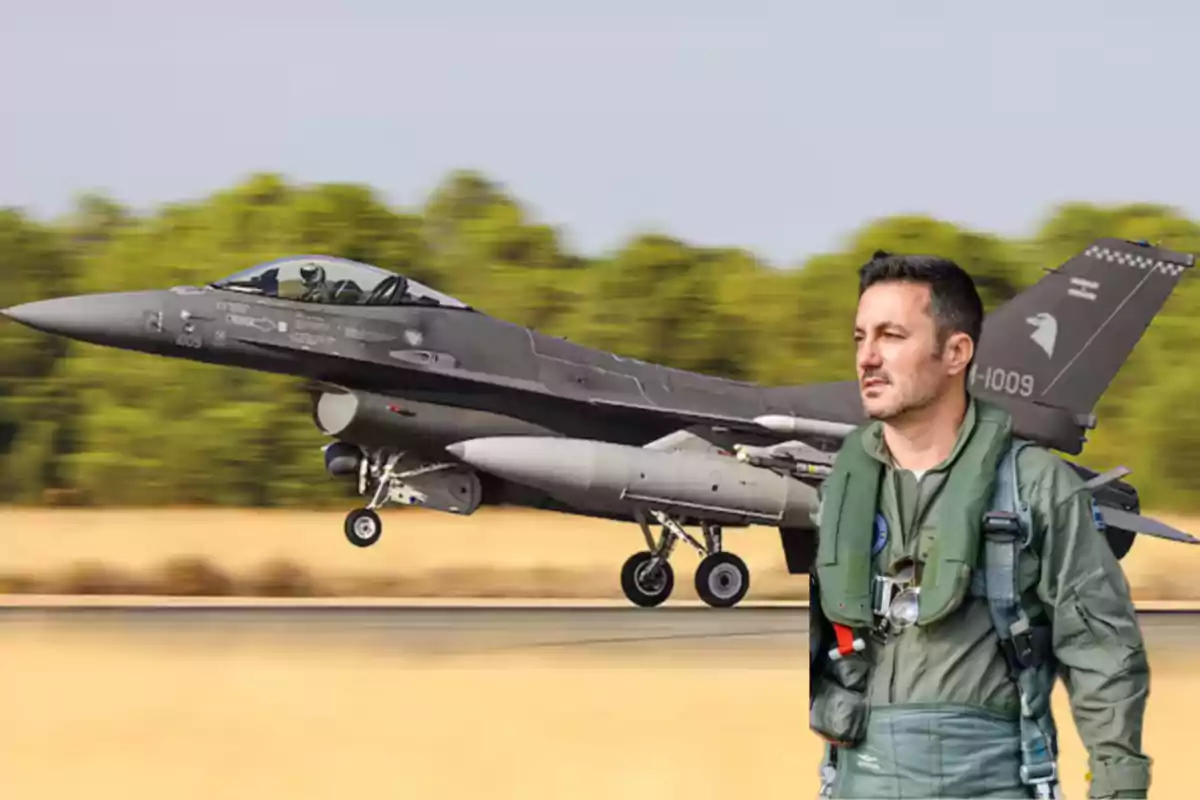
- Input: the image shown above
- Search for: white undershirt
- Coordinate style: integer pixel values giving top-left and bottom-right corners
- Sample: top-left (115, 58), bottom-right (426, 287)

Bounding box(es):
top-left (909, 469), bottom-right (928, 482)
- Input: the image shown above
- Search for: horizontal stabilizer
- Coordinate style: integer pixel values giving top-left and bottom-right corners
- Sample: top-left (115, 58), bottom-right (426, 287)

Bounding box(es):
top-left (1100, 506), bottom-right (1200, 544)
top-left (1080, 465), bottom-right (1132, 492)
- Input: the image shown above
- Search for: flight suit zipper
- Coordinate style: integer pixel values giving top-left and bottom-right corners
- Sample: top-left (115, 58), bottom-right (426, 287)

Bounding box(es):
top-left (884, 467), bottom-right (944, 705)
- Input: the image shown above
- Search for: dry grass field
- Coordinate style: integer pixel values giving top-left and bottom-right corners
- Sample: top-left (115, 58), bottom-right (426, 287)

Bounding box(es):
top-left (0, 506), bottom-right (806, 599)
top-left (0, 620), bottom-right (1190, 800)
top-left (2, 506), bottom-right (1200, 600)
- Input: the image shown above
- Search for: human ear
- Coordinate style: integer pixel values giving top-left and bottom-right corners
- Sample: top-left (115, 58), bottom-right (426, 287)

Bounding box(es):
top-left (943, 331), bottom-right (974, 375)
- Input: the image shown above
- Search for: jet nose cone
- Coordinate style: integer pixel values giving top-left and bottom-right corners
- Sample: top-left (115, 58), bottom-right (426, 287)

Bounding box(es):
top-left (1, 292), bottom-right (159, 348)
top-left (3, 298), bottom-right (76, 332)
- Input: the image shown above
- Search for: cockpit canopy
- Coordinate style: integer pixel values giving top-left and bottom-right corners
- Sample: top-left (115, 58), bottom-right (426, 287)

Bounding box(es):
top-left (209, 255), bottom-right (472, 309)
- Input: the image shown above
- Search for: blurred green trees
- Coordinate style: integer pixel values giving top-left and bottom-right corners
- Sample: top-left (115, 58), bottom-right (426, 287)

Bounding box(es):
top-left (2, 171), bottom-right (1197, 511)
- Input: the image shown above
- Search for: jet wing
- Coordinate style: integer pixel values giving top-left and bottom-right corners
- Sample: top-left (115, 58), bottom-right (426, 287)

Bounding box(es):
top-left (1100, 506), bottom-right (1200, 544)
top-left (586, 397), bottom-right (774, 432)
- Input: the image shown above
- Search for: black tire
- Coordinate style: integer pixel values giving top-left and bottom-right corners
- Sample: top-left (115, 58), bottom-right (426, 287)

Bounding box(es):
top-left (345, 508), bottom-right (382, 547)
top-left (694, 552), bottom-right (750, 608)
top-left (620, 551), bottom-right (674, 607)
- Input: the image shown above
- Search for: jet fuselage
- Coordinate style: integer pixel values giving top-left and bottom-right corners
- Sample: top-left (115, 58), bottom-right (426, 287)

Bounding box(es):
top-left (5, 280), bottom-right (816, 454)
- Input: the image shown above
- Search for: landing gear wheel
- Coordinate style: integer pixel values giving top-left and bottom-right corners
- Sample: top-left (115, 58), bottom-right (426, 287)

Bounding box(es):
top-left (695, 552), bottom-right (750, 608)
top-left (621, 551), bottom-right (675, 607)
top-left (345, 508), bottom-right (382, 548)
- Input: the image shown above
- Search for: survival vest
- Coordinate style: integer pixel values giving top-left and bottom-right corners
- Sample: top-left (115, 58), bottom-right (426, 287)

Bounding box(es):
top-left (813, 399), bottom-right (1061, 798)
top-left (815, 398), bottom-right (1014, 628)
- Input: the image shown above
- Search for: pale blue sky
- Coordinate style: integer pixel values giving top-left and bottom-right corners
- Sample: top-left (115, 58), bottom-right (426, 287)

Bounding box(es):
top-left (2, 0), bottom-right (1194, 267)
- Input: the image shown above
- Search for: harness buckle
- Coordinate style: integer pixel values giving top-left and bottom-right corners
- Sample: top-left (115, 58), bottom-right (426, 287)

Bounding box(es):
top-left (1012, 631), bottom-right (1036, 667)
top-left (1002, 615), bottom-right (1051, 673)
top-left (1022, 759), bottom-right (1061, 798)
top-left (1021, 761), bottom-right (1057, 784)
top-left (818, 762), bottom-right (836, 797)
top-left (999, 617), bottom-right (1038, 671)
top-left (982, 510), bottom-right (1021, 540)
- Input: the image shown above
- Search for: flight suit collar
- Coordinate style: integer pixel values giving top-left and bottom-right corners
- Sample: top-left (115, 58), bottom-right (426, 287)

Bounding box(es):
top-left (860, 394), bottom-right (979, 473)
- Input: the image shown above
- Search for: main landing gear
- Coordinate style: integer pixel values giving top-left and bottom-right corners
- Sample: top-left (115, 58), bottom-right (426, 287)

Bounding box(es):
top-left (621, 510), bottom-right (750, 609)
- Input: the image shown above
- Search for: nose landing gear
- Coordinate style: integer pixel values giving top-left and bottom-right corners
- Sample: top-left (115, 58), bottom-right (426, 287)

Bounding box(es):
top-left (326, 443), bottom-right (483, 549)
top-left (344, 507), bottom-right (383, 547)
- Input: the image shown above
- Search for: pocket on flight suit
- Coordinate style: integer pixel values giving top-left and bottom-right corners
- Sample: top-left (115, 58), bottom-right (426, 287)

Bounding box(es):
top-left (1058, 574), bottom-right (1146, 677)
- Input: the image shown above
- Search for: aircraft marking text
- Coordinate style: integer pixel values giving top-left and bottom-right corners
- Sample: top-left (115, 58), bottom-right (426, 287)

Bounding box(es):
top-left (226, 314), bottom-right (279, 333)
top-left (143, 311), bottom-right (164, 334)
top-left (1068, 277), bottom-right (1098, 301)
top-left (344, 326), bottom-right (394, 342)
top-left (294, 315), bottom-right (332, 333)
top-left (971, 364), bottom-right (1034, 398)
top-left (289, 332), bottom-right (336, 348)
top-left (175, 322), bottom-right (203, 349)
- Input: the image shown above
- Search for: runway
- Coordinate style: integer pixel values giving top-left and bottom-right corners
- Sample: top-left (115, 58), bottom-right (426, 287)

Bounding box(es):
top-left (0, 603), bottom-right (807, 665)
top-left (2, 603), bottom-right (1198, 663)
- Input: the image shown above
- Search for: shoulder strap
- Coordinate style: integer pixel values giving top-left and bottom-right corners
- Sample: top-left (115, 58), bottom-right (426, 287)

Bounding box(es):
top-left (994, 437), bottom-right (1035, 548)
top-left (981, 439), bottom-right (1042, 674)
top-left (981, 438), bottom-right (1035, 677)
top-left (981, 438), bottom-right (1062, 799)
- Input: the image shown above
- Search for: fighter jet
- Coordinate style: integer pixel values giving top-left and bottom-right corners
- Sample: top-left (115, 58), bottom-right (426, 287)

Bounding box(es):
top-left (3, 237), bottom-right (1196, 608)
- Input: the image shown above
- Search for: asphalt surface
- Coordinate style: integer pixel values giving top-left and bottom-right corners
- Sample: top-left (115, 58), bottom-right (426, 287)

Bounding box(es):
top-left (3, 604), bottom-right (1199, 664)
top-left (0, 604), bottom-right (807, 665)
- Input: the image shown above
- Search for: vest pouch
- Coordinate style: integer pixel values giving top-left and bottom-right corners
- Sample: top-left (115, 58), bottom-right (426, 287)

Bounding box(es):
top-left (810, 650), bottom-right (871, 747)
top-left (827, 646), bottom-right (871, 691)
top-left (810, 670), bottom-right (868, 747)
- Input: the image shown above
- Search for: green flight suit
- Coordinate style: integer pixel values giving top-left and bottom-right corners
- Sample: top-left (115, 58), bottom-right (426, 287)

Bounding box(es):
top-left (810, 397), bottom-right (1152, 799)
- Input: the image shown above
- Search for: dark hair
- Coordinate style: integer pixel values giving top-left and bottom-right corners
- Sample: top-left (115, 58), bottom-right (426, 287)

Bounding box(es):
top-left (857, 250), bottom-right (983, 353)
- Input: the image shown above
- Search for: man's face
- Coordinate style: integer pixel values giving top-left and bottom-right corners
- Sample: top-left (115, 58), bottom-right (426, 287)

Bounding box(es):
top-left (853, 280), bottom-right (970, 421)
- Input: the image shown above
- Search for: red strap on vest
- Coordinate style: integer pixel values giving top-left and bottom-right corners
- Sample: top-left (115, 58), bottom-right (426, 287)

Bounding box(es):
top-left (832, 623), bottom-right (856, 657)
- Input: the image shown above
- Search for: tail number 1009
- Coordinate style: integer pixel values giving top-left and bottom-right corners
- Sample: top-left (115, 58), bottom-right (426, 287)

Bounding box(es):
top-left (970, 364), bottom-right (1034, 398)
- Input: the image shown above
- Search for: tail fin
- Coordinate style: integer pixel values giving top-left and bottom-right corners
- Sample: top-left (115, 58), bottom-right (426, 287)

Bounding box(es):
top-left (971, 238), bottom-right (1193, 427)
top-left (767, 238), bottom-right (1193, 456)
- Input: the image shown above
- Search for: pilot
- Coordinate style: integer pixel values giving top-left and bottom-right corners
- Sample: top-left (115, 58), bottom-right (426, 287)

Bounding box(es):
top-left (809, 252), bottom-right (1151, 799)
top-left (298, 262), bottom-right (333, 302)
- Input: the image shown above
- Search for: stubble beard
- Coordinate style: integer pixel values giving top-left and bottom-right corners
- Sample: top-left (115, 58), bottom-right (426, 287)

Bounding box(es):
top-left (863, 360), bottom-right (948, 423)
top-left (864, 339), bottom-right (951, 422)
top-left (867, 381), bottom-right (942, 423)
